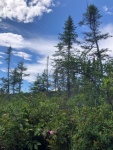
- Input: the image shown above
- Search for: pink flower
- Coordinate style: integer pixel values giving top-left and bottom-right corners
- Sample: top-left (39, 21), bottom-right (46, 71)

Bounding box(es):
top-left (49, 130), bottom-right (54, 135)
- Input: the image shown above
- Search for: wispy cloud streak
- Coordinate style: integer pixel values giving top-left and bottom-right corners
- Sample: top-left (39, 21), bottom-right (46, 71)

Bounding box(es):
top-left (103, 6), bottom-right (113, 15)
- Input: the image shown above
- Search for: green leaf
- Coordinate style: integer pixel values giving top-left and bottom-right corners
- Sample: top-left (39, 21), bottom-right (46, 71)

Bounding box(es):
top-left (34, 128), bottom-right (41, 136)
top-left (34, 144), bottom-right (38, 150)
top-left (28, 143), bottom-right (33, 150)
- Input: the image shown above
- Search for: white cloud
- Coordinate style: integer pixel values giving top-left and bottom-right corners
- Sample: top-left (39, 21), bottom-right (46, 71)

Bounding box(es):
top-left (52, 1), bottom-right (60, 7)
top-left (0, 55), bottom-right (4, 58)
top-left (0, 61), bottom-right (3, 64)
top-left (0, 52), bottom-right (5, 55)
top-left (0, 32), bottom-right (57, 56)
top-left (103, 6), bottom-right (113, 15)
top-left (12, 51), bottom-right (32, 60)
top-left (103, 6), bottom-right (108, 12)
top-left (0, 0), bottom-right (53, 23)
top-left (0, 33), bottom-right (24, 48)
top-left (26, 38), bottom-right (57, 55)
top-left (0, 68), bottom-right (6, 72)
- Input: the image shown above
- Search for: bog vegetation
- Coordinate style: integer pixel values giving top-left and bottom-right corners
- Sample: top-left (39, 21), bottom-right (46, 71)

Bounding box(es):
top-left (0, 4), bottom-right (113, 150)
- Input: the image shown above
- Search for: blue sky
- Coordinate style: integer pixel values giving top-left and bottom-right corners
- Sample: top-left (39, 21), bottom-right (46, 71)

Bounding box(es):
top-left (0, 0), bottom-right (113, 92)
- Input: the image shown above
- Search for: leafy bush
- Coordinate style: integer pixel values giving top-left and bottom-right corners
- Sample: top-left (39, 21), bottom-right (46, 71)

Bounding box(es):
top-left (0, 93), bottom-right (113, 150)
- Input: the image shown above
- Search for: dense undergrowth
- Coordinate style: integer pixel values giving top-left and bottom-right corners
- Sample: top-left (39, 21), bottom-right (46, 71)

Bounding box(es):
top-left (0, 93), bottom-right (113, 150)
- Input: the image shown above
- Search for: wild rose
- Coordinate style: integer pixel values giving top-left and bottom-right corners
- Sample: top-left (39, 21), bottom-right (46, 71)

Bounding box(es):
top-left (49, 130), bottom-right (54, 135)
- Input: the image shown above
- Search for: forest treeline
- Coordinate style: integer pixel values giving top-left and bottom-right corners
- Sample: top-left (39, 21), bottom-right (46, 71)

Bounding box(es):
top-left (0, 4), bottom-right (113, 105)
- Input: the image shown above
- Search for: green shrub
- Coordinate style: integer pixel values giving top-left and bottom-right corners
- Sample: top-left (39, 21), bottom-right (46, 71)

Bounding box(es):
top-left (0, 93), bottom-right (113, 150)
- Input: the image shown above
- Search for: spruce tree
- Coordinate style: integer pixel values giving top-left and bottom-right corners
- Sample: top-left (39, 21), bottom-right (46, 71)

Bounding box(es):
top-left (53, 16), bottom-right (78, 98)
top-left (2, 46), bottom-right (12, 93)
top-left (10, 68), bottom-right (20, 94)
top-left (30, 71), bottom-right (48, 93)
top-left (80, 4), bottom-right (110, 75)
top-left (30, 74), bottom-right (43, 93)
top-left (17, 60), bottom-right (29, 93)
top-left (79, 4), bottom-right (112, 104)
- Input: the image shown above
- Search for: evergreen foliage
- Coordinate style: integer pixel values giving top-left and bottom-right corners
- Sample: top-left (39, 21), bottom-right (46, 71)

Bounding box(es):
top-left (53, 16), bottom-right (78, 97)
